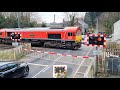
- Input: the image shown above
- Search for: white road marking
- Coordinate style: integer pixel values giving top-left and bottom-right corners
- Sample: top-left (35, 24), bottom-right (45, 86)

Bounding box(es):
top-left (81, 65), bottom-right (89, 67)
top-left (32, 50), bottom-right (70, 78)
top-left (37, 51), bottom-right (41, 52)
top-left (73, 47), bottom-right (93, 78)
top-left (84, 59), bottom-right (94, 78)
top-left (57, 53), bottom-right (62, 55)
top-left (26, 51), bottom-right (49, 59)
top-left (42, 50), bottom-right (70, 72)
top-left (42, 56), bottom-right (63, 72)
top-left (29, 47), bottom-right (95, 78)
top-left (28, 63), bottom-right (48, 67)
top-left (32, 66), bottom-right (47, 78)
top-left (41, 58), bottom-right (80, 66)
top-left (31, 47), bottom-right (52, 78)
top-left (76, 72), bottom-right (85, 74)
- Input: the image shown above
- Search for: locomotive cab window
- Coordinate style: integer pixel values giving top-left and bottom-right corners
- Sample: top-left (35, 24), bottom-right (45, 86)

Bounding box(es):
top-left (0, 32), bottom-right (2, 35)
top-left (68, 32), bottom-right (73, 36)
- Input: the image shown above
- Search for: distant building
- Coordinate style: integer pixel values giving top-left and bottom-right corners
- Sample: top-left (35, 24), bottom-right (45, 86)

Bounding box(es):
top-left (113, 20), bottom-right (120, 41)
top-left (47, 22), bottom-right (63, 28)
top-left (46, 18), bottom-right (88, 34)
top-left (74, 18), bottom-right (88, 34)
top-left (62, 19), bottom-right (70, 27)
top-left (63, 18), bottom-right (88, 34)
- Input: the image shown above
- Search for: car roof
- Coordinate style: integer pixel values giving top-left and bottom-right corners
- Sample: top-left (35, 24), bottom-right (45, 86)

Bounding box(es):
top-left (0, 62), bottom-right (13, 66)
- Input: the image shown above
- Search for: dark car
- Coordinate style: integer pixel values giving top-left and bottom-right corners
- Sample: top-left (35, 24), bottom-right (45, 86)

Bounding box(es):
top-left (98, 32), bottom-right (103, 34)
top-left (0, 62), bottom-right (29, 78)
top-left (106, 34), bottom-right (112, 38)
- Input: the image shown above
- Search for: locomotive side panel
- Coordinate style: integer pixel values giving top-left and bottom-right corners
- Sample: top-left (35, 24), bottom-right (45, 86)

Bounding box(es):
top-left (0, 30), bottom-right (12, 44)
top-left (0, 30), bottom-right (6, 38)
top-left (21, 31), bottom-right (47, 39)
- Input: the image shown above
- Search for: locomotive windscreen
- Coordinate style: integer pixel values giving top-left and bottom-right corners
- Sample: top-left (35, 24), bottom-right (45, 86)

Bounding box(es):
top-left (48, 34), bottom-right (61, 39)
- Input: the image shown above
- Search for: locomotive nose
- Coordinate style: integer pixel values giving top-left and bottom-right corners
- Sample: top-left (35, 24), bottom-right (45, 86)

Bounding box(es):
top-left (75, 35), bottom-right (82, 43)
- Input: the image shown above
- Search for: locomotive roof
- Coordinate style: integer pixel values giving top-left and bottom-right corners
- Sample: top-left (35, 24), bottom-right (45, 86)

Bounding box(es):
top-left (0, 27), bottom-right (80, 32)
top-left (0, 27), bottom-right (63, 31)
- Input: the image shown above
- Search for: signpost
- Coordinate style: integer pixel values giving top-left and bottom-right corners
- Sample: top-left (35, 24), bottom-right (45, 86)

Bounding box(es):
top-left (53, 65), bottom-right (67, 78)
top-left (93, 47), bottom-right (103, 77)
top-left (95, 47), bottom-right (98, 77)
top-left (86, 33), bottom-right (106, 77)
top-left (12, 42), bottom-right (18, 47)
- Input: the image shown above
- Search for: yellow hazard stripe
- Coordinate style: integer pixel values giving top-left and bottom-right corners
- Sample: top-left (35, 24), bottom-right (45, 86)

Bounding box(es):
top-left (75, 35), bottom-right (82, 43)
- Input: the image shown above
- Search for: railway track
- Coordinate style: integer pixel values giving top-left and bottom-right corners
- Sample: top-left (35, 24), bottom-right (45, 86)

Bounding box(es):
top-left (0, 44), bottom-right (14, 50)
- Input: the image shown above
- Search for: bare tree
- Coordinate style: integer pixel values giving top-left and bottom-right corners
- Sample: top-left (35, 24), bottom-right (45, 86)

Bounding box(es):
top-left (30, 12), bottom-right (42, 23)
top-left (1, 12), bottom-right (41, 22)
top-left (0, 12), bottom-right (42, 28)
top-left (64, 12), bottom-right (79, 26)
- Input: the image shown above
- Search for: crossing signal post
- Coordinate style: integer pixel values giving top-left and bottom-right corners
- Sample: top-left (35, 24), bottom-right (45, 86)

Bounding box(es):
top-left (95, 46), bottom-right (98, 77)
top-left (11, 33), bottom-right (21, 42)
top-left (86, 34), bottom-right (106, 77)
top-left (11, 33), bottom-right (21, 47)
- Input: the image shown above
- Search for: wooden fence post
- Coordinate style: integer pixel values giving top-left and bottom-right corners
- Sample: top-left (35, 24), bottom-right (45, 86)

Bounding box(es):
top-left (14, 48), bottom-right (16, 60)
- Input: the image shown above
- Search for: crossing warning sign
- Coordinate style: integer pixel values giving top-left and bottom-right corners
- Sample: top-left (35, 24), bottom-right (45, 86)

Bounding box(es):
top-left (53, 65), bottom-right (67, 78)
top-left (86, 34), bottom-right (106, 48)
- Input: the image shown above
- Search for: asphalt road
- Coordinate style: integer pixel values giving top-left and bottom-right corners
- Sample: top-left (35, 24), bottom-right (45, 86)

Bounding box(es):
top-left (0, 36), bottom-right (111, 78)
top-left (19, 44), bottom-right (96, 78)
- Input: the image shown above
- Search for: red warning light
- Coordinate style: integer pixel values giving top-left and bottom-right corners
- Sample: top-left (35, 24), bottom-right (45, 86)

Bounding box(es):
top-left (98, 37), bottom-right (102, 41)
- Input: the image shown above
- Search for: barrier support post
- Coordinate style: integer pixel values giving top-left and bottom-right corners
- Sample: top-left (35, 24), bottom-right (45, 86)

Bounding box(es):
top-left (95, 46), bottom-right (98, 77)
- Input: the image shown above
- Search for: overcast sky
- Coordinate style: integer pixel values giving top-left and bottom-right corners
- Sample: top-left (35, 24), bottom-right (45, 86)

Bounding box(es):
top-left (37, 12), bottom-right (86, 23)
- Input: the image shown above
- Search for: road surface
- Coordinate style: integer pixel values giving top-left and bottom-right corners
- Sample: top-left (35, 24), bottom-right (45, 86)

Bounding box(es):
top-left (19, 44), bottom-right (96, 78)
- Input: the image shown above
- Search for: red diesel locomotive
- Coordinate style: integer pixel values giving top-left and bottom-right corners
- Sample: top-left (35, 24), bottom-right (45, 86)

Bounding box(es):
top-left (0, 27), bottom-right (82, 49)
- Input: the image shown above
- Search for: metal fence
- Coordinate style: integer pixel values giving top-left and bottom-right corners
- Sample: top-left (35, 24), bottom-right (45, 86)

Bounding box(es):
top-left (107, 56), bottom-right (120, 75)
top-left (104, 41), bottom-right (120, 57)
top-left (102, 41), bottom-right (120, 75)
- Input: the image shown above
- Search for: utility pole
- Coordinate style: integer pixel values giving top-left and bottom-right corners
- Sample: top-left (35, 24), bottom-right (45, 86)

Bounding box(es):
top-left (17, 12), bottom-right (20, 28)
top-left (95, 46), bottom-right (98, 77)
top-left (96, 18), bottom-right (98, 34)
top-left (54, 14), bottom-right (55, 23)
top-left (95, 18), bottom-right (99, 77)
